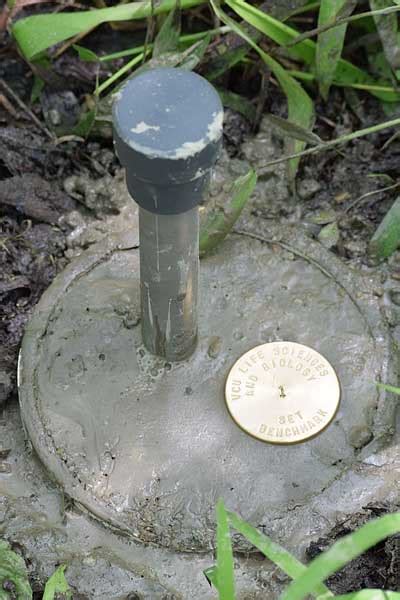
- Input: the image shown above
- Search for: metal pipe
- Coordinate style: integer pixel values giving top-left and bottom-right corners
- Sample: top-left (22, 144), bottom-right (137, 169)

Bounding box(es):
top-left (139, 206), bottom-right (199, 361)
top-left (113, 67), bottom-right (223, 360)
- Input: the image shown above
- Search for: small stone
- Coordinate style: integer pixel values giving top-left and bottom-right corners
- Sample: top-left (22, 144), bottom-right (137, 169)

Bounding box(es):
top-left (363, 453), bottom-right (388, 467)
top-left (308, 208), bottom-right (337, 225)
top-left (349, 425), bottom-right (373, 449)
top-left (207, 336), bottom-right (222, 359)
top-left (389, 289), bottom-right (400, 306)
top-left (343, 240), bottom-right (367, 257)
top-left (82, 555), bottom-right (96, 567)
top-left (297, 178), bottom-right (321, 200)
top-left (335, 191), bottom-right (351, 204)
top-left (318, 222), bottom-right (340, 248)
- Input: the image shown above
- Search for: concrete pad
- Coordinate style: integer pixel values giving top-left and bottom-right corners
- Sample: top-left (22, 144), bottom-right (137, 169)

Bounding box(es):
top-left (18, 214), bottom-right (398, 568)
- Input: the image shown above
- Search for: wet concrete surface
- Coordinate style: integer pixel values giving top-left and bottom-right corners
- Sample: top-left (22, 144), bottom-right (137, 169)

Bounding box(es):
top-left (14, 196), bottom-right (400, 596)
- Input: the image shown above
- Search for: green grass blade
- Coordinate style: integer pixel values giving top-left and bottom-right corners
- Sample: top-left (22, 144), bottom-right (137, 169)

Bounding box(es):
top-left (200, 169), bottom-right (257, 256)
top-left (316, 0), bottom-right (355, 99)
top-left (0, 540), bottom-right (32, 600)
top-left (226, 0), bottom-right (315, 64)
top-left (216, 499), bottom-right (235, 600)
top-left (203, 565), bottom-right (219, 590)
top-left (152, 0), bottom-right (181, 57)
top-left (280, 513), bottom-right (400, 600)
top-left (96, 52), bottom-right (145, 96)
top-left (73, 44), bottom-right (99, 62)
top-left (210, 0), bottom-right (314, 180)
top-left (334, 592), bottom-right (400, 600)
top-left (227, 511), bottom-right (333, 598)
top-left (12, 0), bottom-right (205, 61)
top-left (225, 0), bottom-right (400, 102)
top-left (368, 196), bottom-right (400, 258)
top-left (261, 56), bottom-right (314, 181)
top-left (98, 26), bottom-right (229, 62)
top-left (376, 382), bottom-right (400, 395)
top-left (43, 565), bottom-right (72, 600)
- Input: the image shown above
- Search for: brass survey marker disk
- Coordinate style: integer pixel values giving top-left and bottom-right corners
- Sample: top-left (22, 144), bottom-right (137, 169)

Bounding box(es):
top-left (225, 342), bottom-right (341, 444)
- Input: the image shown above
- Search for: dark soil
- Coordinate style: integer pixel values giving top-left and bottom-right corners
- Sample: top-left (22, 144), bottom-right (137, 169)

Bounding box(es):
top-left (0, 7), bottom-right (400, 596)
top-left (306, 504), bottom-right (400, 593)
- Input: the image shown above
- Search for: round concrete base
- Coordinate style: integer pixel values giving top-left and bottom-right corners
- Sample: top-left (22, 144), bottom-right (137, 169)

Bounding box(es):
top-left (18, 217), bottom-right (398, 559)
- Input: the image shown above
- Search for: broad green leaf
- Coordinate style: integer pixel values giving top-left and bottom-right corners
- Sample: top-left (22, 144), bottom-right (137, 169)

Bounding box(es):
top-left (215, 500), bottom-right (235, 600)
top-left (370, 0), bottom-right (400, 74)
top-left (226, 0), bottom-right (315, 64)
top-left (376, 382), bottom-right (400, 395)
top-left (73, 108), bottom-right (97, 137)
top-left (225, 0), bottom-right (400, 102)
top-left (200, 170), bottom-right (257, 256)
top-left (316, 0), bottom-right (356, 99)
top-left (206, 46), bottom-right (251, 81)
top-left (153, 0), bottom-right (181, 57)
top-left (334, 592), bottom-right (400, 600)
top-left (30, 75), bottom-right (45, 104)
top-left (73, 44), bottom-right (99, 62)
top-left (259, 57), bottom-right (314, 181)
top-left (227, 511), bottom-right (334, 598)
top-left (368, 196), bottom-right (400, 258)
top-left (318, 222), bottom-right (340, 248)
top-left (210, 0), bottom-right (314, 180)
top-left (0, 539), bottom-right (32, 600)
top-left (12, 0), bottom-right (205, 61)
top-left (281, 513), bottom-right (400, 600)
top-left (43, 565), bottom-right (72, 600)
top-left (216, 88), bottom-right (257, 122)
top-left (174, 34), bottom-right (210, 70)
top-left (265, 114), bottom-right (323, 145)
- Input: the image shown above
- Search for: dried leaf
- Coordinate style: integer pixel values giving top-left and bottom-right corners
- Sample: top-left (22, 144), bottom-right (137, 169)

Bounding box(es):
top-left (265, 113), bottom-right (323, 145)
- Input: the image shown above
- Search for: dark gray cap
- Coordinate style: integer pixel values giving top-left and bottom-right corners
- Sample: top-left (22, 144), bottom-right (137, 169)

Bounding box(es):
top-left (113, 67), bottom-right (223, 215)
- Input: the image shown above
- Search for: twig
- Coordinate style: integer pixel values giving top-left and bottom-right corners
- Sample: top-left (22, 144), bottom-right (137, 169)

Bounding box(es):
top-left (257, 116), bottom-right (400, 170)
top-left (0, 79), bottom-right (54, 140)
top-left (287, 4), bottom-right (400, 47)
top-left (343, 181), bottom-right (400, 213)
